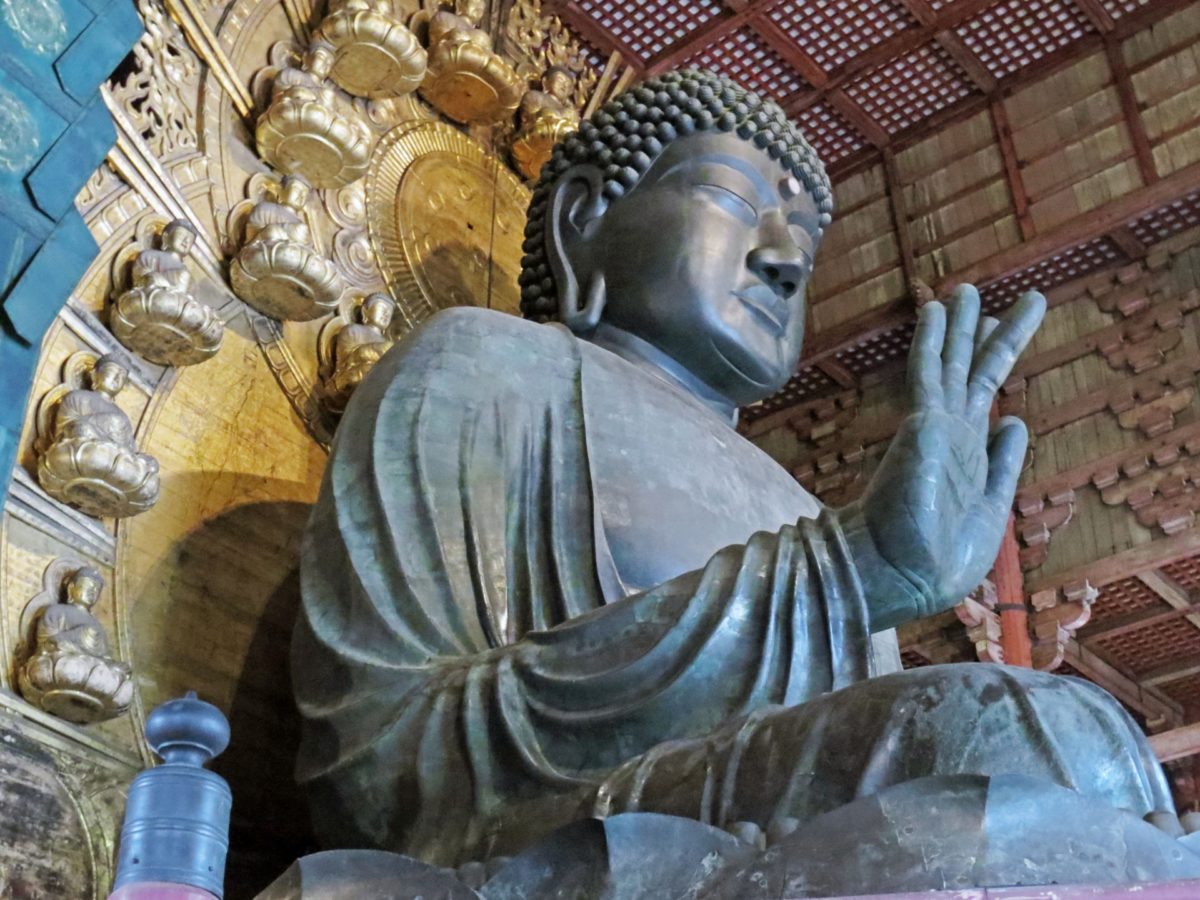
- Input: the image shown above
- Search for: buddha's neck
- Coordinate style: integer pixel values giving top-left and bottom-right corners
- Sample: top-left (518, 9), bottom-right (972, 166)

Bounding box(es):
top-left (588, 323), bottom-right (739, 426)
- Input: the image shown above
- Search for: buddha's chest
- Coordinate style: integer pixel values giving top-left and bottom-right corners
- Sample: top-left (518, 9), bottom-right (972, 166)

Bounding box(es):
top-left (580, 348), bottom-right (820, 594)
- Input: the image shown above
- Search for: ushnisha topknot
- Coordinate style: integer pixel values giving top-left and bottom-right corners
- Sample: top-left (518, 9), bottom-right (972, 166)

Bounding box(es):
top-left (519, 68), bottom-right (834, 322)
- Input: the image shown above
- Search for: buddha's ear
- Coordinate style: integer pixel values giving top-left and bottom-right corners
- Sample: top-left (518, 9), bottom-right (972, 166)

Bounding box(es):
top-left (545, 166), bottom-right (608, 333)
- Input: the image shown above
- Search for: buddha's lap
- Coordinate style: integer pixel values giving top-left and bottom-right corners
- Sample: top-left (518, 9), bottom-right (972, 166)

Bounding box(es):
top-left (596, 662), bottom-right (1167, 826)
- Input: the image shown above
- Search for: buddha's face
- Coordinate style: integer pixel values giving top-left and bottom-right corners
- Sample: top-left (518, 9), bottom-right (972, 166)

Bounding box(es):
top-left (281, 178), bottom-right (310, 209)
top-left (305, 46), bottom-right (334, 78)
top-left (92, 360), bottom-right (128, 396)
top-left (544, 69), bottom-right (574, 103)
top-left (67, 572), bottom-right (102, 608)
top-left (561, 130), bottom-right (819, 407)
top-left (362, 296), bottom-right (394, 329)
top-left (163, 223), bottom-right (195, 255)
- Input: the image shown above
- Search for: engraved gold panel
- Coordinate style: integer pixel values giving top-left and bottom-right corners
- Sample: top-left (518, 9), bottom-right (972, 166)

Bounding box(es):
top-left (367, 121), bottom-right (529, 328)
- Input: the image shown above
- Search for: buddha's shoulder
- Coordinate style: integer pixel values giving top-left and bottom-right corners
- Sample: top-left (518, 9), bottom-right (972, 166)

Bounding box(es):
top-left (395, 307), bottom-right (576, 369)
top-left (365, 308), bottom-right (578, 409)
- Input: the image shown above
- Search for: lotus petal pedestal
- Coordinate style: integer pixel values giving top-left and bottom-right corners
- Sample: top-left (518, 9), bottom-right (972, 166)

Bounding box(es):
top-left (320, 7), bottom-right (426, 99)
top-left (231, 239), bottom-right (345, 321)
top-left (256, 98), bottom-right (372, 189)
top-left (420, 44), bottom-right (523, 125)
top-left (113, 286), bottom-right (224, 366)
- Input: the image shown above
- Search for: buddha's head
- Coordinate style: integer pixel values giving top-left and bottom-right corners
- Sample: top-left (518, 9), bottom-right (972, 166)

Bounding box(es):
top-left (304, 41), bottom-right (335, 79)
top-left (66, 567), bottom-right (104, 609)
top-left (520, 69), bottom-right (832, 408)
top-left (361, 292), bottom-right (395, 330)
top-left (162, 219), bottom-right (196, 256)
top-left (452, 0), bottom-right (485, 25)
top-left (91, 356), bottom-right (129, 397)
top-left (543, 66), bottom-right (575, 104)
top-left (280, 175), bottom-right (311, 210)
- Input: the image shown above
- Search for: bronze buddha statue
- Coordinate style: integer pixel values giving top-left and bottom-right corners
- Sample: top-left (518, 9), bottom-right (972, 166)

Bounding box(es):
top-left (288, 70), bottom-right (1200, 896)
top-left (19, 566), bottom-right (134, 725)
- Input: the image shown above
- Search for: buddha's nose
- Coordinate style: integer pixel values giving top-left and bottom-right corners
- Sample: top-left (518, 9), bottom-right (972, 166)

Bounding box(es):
top-left (747, 245), bottom-right (806, 299)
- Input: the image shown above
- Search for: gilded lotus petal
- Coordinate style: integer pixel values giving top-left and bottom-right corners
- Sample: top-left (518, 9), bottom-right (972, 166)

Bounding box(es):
top-left (320, 7), bottom-right (427, 99)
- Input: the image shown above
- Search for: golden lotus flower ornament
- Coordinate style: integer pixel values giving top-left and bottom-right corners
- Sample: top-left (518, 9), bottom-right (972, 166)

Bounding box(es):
top-left (18, 562), bottom-right (134, 725)
top-left (419, 5), bottom-right (524, 124)
top-left (256, 44), bottom-right (373, 189)
top-left (230, 175), bottom-right (346, 321)
top-left (111, 220), bottom-right (224, 367)
top-left (37, 354), bottom-right (160, 519)
top-left (319, 0), bottom-right (427, 99)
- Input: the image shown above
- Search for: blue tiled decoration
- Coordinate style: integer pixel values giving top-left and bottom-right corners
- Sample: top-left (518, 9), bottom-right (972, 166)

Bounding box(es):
top-left (0, 0), bottom-right (142, 492)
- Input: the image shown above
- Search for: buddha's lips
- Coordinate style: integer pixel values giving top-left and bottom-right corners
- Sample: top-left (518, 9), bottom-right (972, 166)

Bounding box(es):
top-left (735, 285), bottom-right (789, 335)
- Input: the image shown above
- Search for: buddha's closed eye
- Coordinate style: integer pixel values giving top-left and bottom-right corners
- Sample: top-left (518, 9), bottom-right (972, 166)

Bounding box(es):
top-left (695, 182), bottom-right (758, 225)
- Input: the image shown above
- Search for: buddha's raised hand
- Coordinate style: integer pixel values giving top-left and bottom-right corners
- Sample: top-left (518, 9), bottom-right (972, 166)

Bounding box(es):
top-left (837, 285), bottom-right (1045, 631)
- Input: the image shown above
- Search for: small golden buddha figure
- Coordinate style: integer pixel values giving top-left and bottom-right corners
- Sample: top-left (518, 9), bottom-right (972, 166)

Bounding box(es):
top-left (511, 65), bottom-right (580, 179)
top-left (256, 40), bottom-right (373, 189)
top-left (419, 0), bottom-right (524, 124)
top-left (111, 220), bottom-right (224, 367)
top-left (231, 175), bottom-right (346, 321)
top-left (38, 355), bottom-right (160, 519)
top-left (323, 292), bottom-right (395, 413)
top-left (318, 0), bottom-right (427, 99)
top-left (19, 566), bottom-right (134, 725)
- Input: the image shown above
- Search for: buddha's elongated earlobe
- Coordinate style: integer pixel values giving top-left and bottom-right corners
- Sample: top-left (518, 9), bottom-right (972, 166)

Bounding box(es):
top-left (569, 272), bottom-right (605, 332)
top-left (546, 166), bottom-right (607, 333)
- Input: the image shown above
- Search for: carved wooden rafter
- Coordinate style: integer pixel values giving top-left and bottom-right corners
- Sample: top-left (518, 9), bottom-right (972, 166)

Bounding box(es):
top-left (1029, 580), bottom-right (1096, 672)
top-left (955, 578), bottom-right (1005, 664)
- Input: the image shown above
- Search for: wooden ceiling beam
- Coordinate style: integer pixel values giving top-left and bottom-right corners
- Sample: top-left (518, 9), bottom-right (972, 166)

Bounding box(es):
top-left (882, 149), bottom-right (918, 288)
top-left (990, 99), bottom-right (1035, 241)
top-left (896, 0), bottom-right (997, 93)
top-left (1137, 570), bottom-right (1200, 634)
top-left (642, 0), bottom-right (777, 75)
top-left (815, 358), bottom-right (857, 389)
top-left (817, 0), bottom-right (1190, 182)
top-left (1109, 225), bottom-right (1149, 260)
top-left (1063, 639), bottom-right (1183, 728)
top-left (1078, 601), bottom-right (1200, 644)
top-left (801, 158), bottom-right (1200, 370)
top-left (1149, 721), bottom-right (1200, 762)
top-left (829, 90), bottom-right (888, 149)
top-left (1142, 656), bottom-right (1200, 688)
top-left (1028, 526), bottom-right (1200, 596)
top-left (946, 159), bottom-right (1200, 291)
top-left (798, 0), bottom-right (996, 101)
top-left (1071, 0), bottom-right (1116, 34)
top-left (804, 297), bottom-right (911, 365)
top-left (1106, 39), bottom-right (1158, 187)
top-left (936, 29), bottom-right (998, 94)
top-left (752, 15), bottom-right (829, 88)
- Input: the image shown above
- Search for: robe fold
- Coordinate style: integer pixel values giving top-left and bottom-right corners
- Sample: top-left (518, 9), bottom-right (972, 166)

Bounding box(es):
top-left (294, 308), bottom-right (874, 863)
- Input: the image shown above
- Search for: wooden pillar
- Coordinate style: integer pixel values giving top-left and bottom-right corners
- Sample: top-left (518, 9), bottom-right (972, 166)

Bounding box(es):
top-left (994, 513), bottom-right (1033, 667)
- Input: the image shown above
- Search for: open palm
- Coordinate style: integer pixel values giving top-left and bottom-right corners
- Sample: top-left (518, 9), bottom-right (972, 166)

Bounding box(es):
top-left (837, 285), bottom-right (1046, 631)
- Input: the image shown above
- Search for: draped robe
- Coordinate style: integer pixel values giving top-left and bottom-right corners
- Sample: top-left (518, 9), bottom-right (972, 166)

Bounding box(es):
top-left (294, 308), bottom-right (1172, 866)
